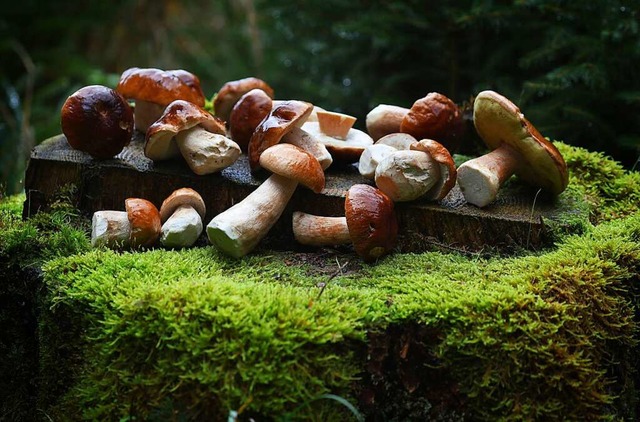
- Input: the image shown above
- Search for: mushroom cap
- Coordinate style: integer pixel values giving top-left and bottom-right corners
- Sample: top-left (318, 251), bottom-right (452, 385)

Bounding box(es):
top-left (229, 88), bottom-right (274, 152)
top-left (213, 77), bottom-right (275, 122)
top-left (61, 85), bottom-right (133, 159)
top-left (248, 100), bottom-right (313, 171)
top-left (366, 104), bottom-right (408, 141)
top-left (375, 133), bottom-right (417, 150)
top-left (410, 139), bottom-right (457, 201)
top-left (345, 184), bottom-right (398, 262)
top-left (116, 67), bottom-right (206, 108)
top-left (400, 92), bottom-right (464, 151)
top-left (145, 100), bottom-right (226, 161)
top-left (301, 121), bottom-right (374, 163)
top-left (159, 187), bottom-right (206, 223)
top-left (374, 150), bottom-right (439, 202)
top-left (473, 90), bottom-right (568, 195)
top-left (125, 198), bottom-right (161, 248)
top-left (259, 143), bottom-right (325, 193)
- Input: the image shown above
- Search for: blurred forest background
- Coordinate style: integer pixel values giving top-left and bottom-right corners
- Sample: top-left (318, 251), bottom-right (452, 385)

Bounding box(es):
top-left (1, 0), bottom-right (639, 195)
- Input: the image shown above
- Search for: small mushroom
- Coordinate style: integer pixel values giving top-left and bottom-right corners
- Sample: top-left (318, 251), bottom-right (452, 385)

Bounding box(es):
top-left (374, 150), bottom-right (440, 202)
top-left (61, 85), bottom-right (133, 159)
top-left (213, 77), bottom-right (274, 122)
top-left (159, 188), bottom-right (206, 248)
top-left (292, 184), bottom-right (398, 262)
top-left (457, 90), bottom-right (568, 207)
top-left (91, 198), bottom-right (161, 249)
top-left (207, 143), bottom-right (324, 258)
top-left (116, 67), bottom-right (206, 132)
top-left (146, 100), bottom-right (240, 175)
top-left (358, 133), bottom-right (417, 179)
top-left (410, 139), bottom-right (457, 201)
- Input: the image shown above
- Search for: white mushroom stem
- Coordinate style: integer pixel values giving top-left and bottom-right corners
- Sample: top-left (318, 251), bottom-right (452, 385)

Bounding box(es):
top-left (358, 144), bottom-right (397, 179)
top-left (207, 174), bottom-right (298, 258)
top-left (160, 204), bottom-right (203, 248)
top-left (91, 210), bottom-right (131, 248)
top-left (292, 212), bottom-right (351, 246)
top-left (175, 126), bottom-right (241, 175)
top-left (457, 144), bottom-right (520, 207)
top-left (282, 127), bottom-right (333, 170)
top-left (133, 100), bottom-right (165, 132)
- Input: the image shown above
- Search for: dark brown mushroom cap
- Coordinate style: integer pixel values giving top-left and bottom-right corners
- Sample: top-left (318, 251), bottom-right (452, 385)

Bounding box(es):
top-left (345, 184), bottom-right (398, 262)
top-left (125, 198), bottom-right (161, 248)
top-left (213, 77), bottom-right (275, 122)
top-left (116, 67), bottom-right (206, 107)
top-left (229, 88), bottom-right (274, 153)
top-left (410, 139), bottom-right (457, 200)
top-left (400, 92), bottom-right (465, 152)
top-left (61, 85), bottom-right (133, 159)
top-left (259, 143), bottom-right (325, 193)
top-left (248, 100), bottom-right (313, 171)
top-left (473, 90), bottom-right (568, 195)
top-left (145, 100), bottom-right (226, 161)
top-left (159, 188), bottom-right (206, 223)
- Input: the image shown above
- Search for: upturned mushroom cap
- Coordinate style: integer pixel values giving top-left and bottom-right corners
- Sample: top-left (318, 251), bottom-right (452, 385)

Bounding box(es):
top-left (366, 104), bottom-right (408, 141)
top-left (145, 100), bottom-right (226, 161)
top-left (213, 77), bottom-right (275, 122)
top-left (259, 143), bottom-right (325, 193)
top-left (248, 100), bottom-right (313, 171)
top-left (159, 188), bottom-right (206, 223)
top-left (229, 88), bottom-right (274, 152)
top-left (301, 121), bottom-right (374, 163)
top-left (473, 90), bottom-right (568, 195)
top-left (61, 85), bottom-right (133, 159)
top-left (410, 139), bottom-right (457, 200)
top-left (116, 67), bottom-right (206, 107)
top-left (400, 92), bottom-right (465, 151)
top-left (125, 198), bottom-right (161, 248)
top-left (345, 184), bottom-right (398, 262)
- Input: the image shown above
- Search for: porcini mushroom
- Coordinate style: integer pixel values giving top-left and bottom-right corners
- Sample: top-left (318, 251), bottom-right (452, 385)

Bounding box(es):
top-left (207, 143), bottom-right (324, 258)
top-left (61, 85), bottom-right (133, 159)
top-left (301, 121), bottom-right (373, 164)
top-left (91, 198), bottom-right (161, 249)
top-left (146, 100), bottom-right (240, 175)
top-left (229, 88), bottom-right (274, 152)
top-left (365, 104), bottom-right (409, 141)
top-left (374, 150), bottom-right (440, 202)
top-left (457, 90), bottom-right (568, 208)
top-left (410, 139), bottom-right (457, 201)
top-left (213, 77), bottom-right (274, 122)
top-left (159, 188), bottom-right (206, 248)
top-left (315, 110), bottom-right (357, 139)
top-left (358, 133), bottom-right (417, 179)
top-left (116, 67), bottom-right (206, 132)
top-left (292, 184), bottom-right (398, 262)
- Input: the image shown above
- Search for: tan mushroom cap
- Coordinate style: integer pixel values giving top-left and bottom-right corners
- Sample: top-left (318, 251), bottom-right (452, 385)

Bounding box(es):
top-left (473, 90), bottom-right (568, 195)
top-left (116, 67), bottom-right (206, 107)
top-left (229, 88), bottom-right (274, 153)
top-left (410, 139), bottom-right (457, 201)
top-left (316, 110), bottom-right (357, 139)
top-left (301, 121), bottom-right (374, 163)
top-left (366, 104), bottom-right (408, 141)
top-left (259, 143), bottom-right (325, 193)
top-left (159, 188), bottom-right (206, 223)
top-left (213, 77), bottom-right (275, 122)
top-left (145, 100), bottom-right (226, 161)
top-left (125, 198), bottom-right (161, 248)
top-left (248, 100), bottom-right (313, 171)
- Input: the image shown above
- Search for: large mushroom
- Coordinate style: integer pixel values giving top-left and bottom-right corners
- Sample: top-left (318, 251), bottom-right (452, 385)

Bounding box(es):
top-left (159, 188), bottom-right (206, 248)
top-left (145, 100), bottom-right (240, 175)
top-left (207, 143), bottom-right (324, 258)
top-left (213, 77), bottom-right (274, 122)
top-left (292, 184), bottom-right (398, 262)
top-left (457, 90), bottom-right (568, 207)
top-left (91, 198), bottom-right (161, 249)
top-left (374, 149), bottom-right (440, 202)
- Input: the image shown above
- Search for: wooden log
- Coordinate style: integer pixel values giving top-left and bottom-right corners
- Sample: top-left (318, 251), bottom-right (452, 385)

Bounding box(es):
top-left (23, 133), bottom-right (587, 253)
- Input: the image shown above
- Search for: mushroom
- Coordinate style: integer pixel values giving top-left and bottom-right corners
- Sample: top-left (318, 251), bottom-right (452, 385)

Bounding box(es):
top-left (159, 188), bottom-right (206, 248)
top-left (213, 77), bottom-right (274, 122)
top-left (207, 143), bottom-right (324, 258)
top-left (145, 100), bottom-right (240, 175)
top-left (282, 127), bottom-right (333, 170)
top-left (457, 90), bottom-right (568, 207)
top-left (292, 184), bottom-right (398, 262)
top-left (374, 150), bottom-right (440, 202)
top-left (116, 67), bottom-right (206, 132)
top-left (301, 121), bottom-right (373, 164)
top-left (61, 85), bottom-right (134, 159)
top-left (91, 198), bottom-right (161, 249)
top-left (358, 133), bottom-right (417, 179)
top-left (229, 88), bottom-right (274, 152)
top-left (410, 139), bottom-right (457, 201)
top-left (365, 104), bottom-right (409, 141)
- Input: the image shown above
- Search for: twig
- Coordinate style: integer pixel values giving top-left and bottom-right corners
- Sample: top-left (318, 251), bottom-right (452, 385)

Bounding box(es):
top-left (315, 258), bottom-right (350, 302)
top-left (526, 188), bottom-right (542, 249)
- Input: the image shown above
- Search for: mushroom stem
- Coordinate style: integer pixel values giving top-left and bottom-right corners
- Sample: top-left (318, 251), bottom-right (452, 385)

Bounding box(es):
top-left (134, 100), bottom-right (165, 132)
top-left (292, 212), bottom-right (351, 246)
top-left (207, 174), bottom-right (298, 258)
top-left (282, 127), bottom-right (333, 170)
top-left (91, 210), bottom-right (131, 248)
top-left (160, 204), bottom-right (203, 248)
top-left (457, 143), bottom-right (520, 207)
top-left (175, 126), bottom-right (241, 175)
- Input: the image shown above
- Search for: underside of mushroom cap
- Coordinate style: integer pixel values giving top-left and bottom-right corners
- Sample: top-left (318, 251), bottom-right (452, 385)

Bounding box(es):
top-left (116, 67), bottom-right (206, 107)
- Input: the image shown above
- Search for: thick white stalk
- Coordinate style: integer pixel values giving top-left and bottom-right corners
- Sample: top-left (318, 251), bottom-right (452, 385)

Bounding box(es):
top-left (91, 210), bottom-right (131, 248)
top-left (176, 126), bottom-right (241, 175)
top-left (160, 205), bottom-right (203, 248)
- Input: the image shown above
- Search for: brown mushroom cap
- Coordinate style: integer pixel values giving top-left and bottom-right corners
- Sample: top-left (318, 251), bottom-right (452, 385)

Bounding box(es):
top-left (248, 100), bottom-right (313, 171)
top-left (145, 100), bottom-right (226, 161)
top-left (410, 139), bottom-right (457, 200)
top-left (213, 77), bottom-right (275, 122)
top-left (125, 198), bottom-right (161, 248)
top-left (345, 184), bottom-right (398, 262)
top-left (301, 121), bottom-right (374, 163)
top-left (473, 90), bottom-right (568, 195)
top-left (400, 92), bottom-right (465, 151)
top-left (61, 85), bottom-right (133, 159)
top-left (229, 88), bottom-right (274, 152)
top-left (159, 188), bottom-right (206, 223)
top-left (116, 67), bottom-right (206, 107)
top-left (259, 143), bottom-right (325, 193)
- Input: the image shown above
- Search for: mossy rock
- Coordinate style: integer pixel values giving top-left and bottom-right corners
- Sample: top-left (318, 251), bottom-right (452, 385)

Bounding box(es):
top-left (2, 142), bottom-right (639, 421)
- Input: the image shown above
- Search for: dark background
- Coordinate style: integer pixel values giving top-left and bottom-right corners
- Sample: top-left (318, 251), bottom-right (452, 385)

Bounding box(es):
top-left (2, 0), bottom-right (639, 195)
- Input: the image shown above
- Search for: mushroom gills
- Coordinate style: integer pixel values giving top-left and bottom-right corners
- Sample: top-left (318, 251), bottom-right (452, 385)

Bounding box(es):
top-left (175, 126), bottom-right (241, 175)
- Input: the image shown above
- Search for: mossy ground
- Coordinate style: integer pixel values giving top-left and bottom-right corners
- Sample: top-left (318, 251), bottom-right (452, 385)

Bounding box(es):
top-left (2, 142), bottom-right (639, 421)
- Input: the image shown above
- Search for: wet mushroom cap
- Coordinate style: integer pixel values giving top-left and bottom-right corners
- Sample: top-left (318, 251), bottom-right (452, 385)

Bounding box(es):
top-left (473, 90), bottom-right (568, 195)
top-left (259, 143), bottom-right (325, 193)
top-left (159, 188), bottom-right (206, 223)
top-left (125, 198), bottom-right (161, 248)
top-left (229, 88), bottom-right (274, 152)
top-left (61, 85), bottom-right (133, 159)
top-left (213, 77), bottom-right (275, 122)
top-left (116, 67), bottom-right (206, 107)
